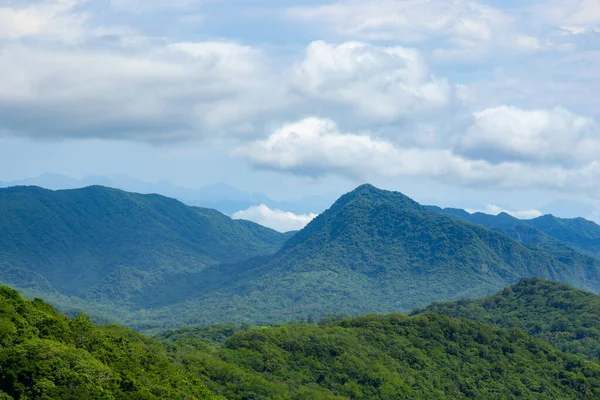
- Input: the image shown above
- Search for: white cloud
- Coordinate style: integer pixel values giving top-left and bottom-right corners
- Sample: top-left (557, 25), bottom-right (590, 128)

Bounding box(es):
top-left (286, 0), bottom-right (510, 44)
top-left (541, 0), bottom-right (600, 35)
top-left (0, 40), bottom-right (286, 140)
top-left (236, 117), bottom-right (492, 181)
top-left (293, 41), bottom-right (453, 120)
top-left (465, 205), bottom-right (543, 219)
top-left (457, 106), bottom-right (600, 165)
top-left (0, 0), bottom-right (87, 42)
top-left (232, 204), bottom-right (317, 232)
top-left (109, 0), bottom-right (207, 12)
top-left (237, 116), bottom-right (600, 194)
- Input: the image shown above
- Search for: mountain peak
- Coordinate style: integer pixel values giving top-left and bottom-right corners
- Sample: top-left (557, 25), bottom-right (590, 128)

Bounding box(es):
top-left (352, 183), bottom-right (378, 192)
top-left (334, 184), bottom-right (422, 212)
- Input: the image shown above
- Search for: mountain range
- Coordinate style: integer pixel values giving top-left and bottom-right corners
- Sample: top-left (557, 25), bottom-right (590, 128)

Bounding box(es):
top-left (0, 173), bottom-right (336, 215)
top-left (428, 206), bottom-right (600, 258)
top-left (3, 184), bottom-right (600, 331)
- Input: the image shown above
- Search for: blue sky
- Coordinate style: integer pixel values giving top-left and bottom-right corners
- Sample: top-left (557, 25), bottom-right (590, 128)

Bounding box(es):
top-left (1, 0), bottom-right (600, 228)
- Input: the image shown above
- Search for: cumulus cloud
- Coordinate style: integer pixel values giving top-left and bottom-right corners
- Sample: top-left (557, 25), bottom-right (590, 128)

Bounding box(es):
top-left (2, 0), bottom-right (600, 201)
top-left (0, 40), bottom-right (287, 141)
top-left (0, 36), bottom-right (454, 142)
top-left (236, 116), bottom-right (600, 193)
top-left (457, 106), bottom-right (600, 165)
top-left (465, 205), bottom-right (543, 220)
top-left (0, 0), bottom-right (87, 42)
top-left (235, 117), bottom-right (492, 181)
top-left (232, 204), bottom-right (317, 232)
top-left (293, 41), bottom-right (453, 120)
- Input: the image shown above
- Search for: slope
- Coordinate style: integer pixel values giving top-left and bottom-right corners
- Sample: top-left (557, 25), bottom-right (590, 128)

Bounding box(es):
top-left (140, 184), bottom-right (600, 328)
top-left (428, 206), bottom-right (600, 257)
top-left (0, 286), bottom-right (219, 399)
top-left (417, 278), bottom-right (600, 361)
top-left (0, 185), bottom-right (287, 301)
top-left (166, 312), bottom-right (600, 399)
top-left (6, 286), bottom-right (600, 399)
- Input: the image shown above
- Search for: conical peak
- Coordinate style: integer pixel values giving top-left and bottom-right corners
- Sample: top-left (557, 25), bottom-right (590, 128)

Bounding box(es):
top-left (326, 184), bottom-right (423, 216)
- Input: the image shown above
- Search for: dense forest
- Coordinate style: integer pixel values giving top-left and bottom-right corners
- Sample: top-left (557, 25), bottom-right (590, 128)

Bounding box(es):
top-left (428, 206), bottom-right (600, 258)
top-left (3, 285), bottom-right (600, 399)
top-left (5, 185), bottom-right (600, 398)
top-left (418, 278), bottom-right (600, 361)
top-left (4, 185), bottom-right (600, 332)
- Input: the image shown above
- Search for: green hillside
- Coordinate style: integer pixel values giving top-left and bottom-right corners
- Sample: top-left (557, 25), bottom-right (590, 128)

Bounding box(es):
top-left (4, 184), bottom-right (600, 331)
top-left (428, 206), bottom-right (600, 257)
top-left (417, 278), bottom-right (600, 361)
top-left (166, 313), bottom-right (600, 399)
top-left (0, 185), bottom-right (287, 311)
top-left (0, 286), bottom-right (219, 399)
top-left (144, 184), bottom-right (600, 327)
top-left (3, 286), bottom-right (600, 399)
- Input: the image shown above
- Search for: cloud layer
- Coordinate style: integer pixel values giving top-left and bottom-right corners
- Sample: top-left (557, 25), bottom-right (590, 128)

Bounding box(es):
top-left (1, 0), bottom-right (600, 200)
top-left (237, 113), bottom-right (600, 193)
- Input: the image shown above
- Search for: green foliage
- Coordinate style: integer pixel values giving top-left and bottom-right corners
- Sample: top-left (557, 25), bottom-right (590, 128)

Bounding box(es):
top-left (167, 313), bottom-right (600, 399)
top-left (417, 278), bottom-right (600, 361)
top-left (142, 184), bottom-right (600, 327)
top-left (0, 287), bottom-right (219, 399)
top-left (4, 184), bottom-right (600, 332)
top-left (0, 185), bottom-right (288, 328)
top-left (429, 206), bottom-right (600, 258)
top-left (5, 285), bottom-right (600, 399)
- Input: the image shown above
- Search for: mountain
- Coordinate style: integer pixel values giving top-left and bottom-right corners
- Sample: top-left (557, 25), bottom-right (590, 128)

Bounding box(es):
top-left (0, 173), bottom-right (87, 190)
top-left (6, 183), bottom-right (600, 331)
top-left (0, 174), bottom-right (336, 215)
top-left (541, 199), bottom-right (600, 222)
top-left (3, 286), bottom-right (600, 400)
top-left (136, 184), bottom-right (600, 328)
top-left (416, 278), bottom-right (600, 361)
top-left (428, 206), bottom-right (600, 257)
top-left (0, 185), bottom-right (287, 304)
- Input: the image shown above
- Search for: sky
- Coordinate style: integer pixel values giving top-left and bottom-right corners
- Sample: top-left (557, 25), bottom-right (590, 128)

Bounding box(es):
top-left (1, 0), bottom-right (600, 230)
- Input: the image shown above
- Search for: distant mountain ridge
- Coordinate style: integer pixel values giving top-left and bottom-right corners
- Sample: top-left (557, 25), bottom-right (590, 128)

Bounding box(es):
top-left (132, 184), bottom-right (600, 328)
top-left (0, 173), bottom-right (336, 215)
top-left (427, 205), bottom-right (600, 258)
top-left (4, 184), bottom-right (600, 331)
top-left (0, 185), bottom-right (287, 299)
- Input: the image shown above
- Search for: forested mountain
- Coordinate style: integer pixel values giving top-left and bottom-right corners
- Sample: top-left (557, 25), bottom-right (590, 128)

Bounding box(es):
top-left (417, 278), bottom-right (600, 361)
top-left (428, 206), bottom-right (600, 257)
top-left (0, 186), bottom-right (287, 317)
top-left (3, 286), bottom-right (600, 400)
top-left (138, 184), bottom-right (600, 328)
top-left (5, 184), bottom-right (600, 331)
